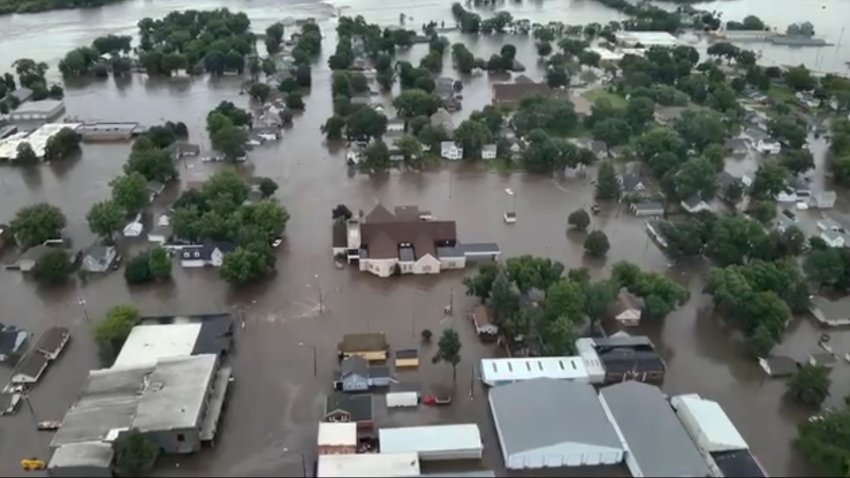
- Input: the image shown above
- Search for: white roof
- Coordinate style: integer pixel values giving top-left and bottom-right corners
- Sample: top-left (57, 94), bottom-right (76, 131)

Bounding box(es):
top-left (0, 123), bottom-right (81, 160)
top-left (317, 453), bottom-right (420, 477)
top-left (318, 422), bottom-right (357, 447)
top-left (616, 31), bottom-right (680, 46)
top-left (575, 338), bottom-right (606, 384)
top-left (379, 424), bottom-right (482, 455)
top-left (480, 356), bottom-right (589, 385)
top-left (671, 394), bottom-right (748, 452)
top-left (112, 323), bottom-right (202, 369)
top-left (590, 47), bottom-right (625, 61)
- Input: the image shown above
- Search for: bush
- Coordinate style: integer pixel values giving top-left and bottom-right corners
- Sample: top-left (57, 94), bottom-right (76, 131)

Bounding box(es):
top-left (32, 249), bottom-right (73, 284)
top-left (568, 208), bottom-right (591, 231)
top-left (584, 230), bottom-right (610, 257)
top-left (93, 305), bottom-right (139, 349)
top-left (124, 253), bottom-right (153, 284)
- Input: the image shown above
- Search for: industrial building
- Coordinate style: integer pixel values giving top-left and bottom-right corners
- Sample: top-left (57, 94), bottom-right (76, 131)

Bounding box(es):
top-left (0, 122), bottom-right (80, 160)
top-left (75, 122), bottom-right (141, 142)
top-left (379, 424), bottom-right (483, 461)
top-left (599, 382), bottom-right (709, 478)
top-left (479, 356), bottom-right (589, 387)
top-left (489, 379), bottom-right (624, 469)
top-left (8, 99), bottom-right (65, 122)
top-left (317, 453), bottom-right (421, 477)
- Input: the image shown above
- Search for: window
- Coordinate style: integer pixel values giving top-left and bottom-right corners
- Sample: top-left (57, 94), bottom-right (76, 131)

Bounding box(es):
top-left (177, 433), bottom-right (185, 442)
top-left (423, 265), bottom-right (432, 272)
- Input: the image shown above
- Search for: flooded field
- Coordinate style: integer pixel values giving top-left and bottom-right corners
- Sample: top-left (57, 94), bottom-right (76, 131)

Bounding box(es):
top-left (2, 0), bottom-right (850, 476)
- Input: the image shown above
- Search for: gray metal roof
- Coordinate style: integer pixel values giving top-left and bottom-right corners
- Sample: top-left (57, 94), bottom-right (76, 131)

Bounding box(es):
top-left (600, 381), bottom-right (709, 477)
top-left (489, 379), bottom-right (622, 455)
top-left (49, 441), bottom-right (113, 470)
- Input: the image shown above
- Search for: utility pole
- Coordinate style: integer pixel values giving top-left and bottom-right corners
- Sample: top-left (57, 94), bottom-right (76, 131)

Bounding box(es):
top-left (76, 292), bottom-right (90, 324)
top-left (469, 362), bottom-right (475, 399)
top-left (411, 312), bottom-right (415, 339)
top-left (23, 394), bottom-right (37, 428)
top-left (448, 287), bottom-right (454, 316)
top-left (318, 286), bottom-right (323, 314)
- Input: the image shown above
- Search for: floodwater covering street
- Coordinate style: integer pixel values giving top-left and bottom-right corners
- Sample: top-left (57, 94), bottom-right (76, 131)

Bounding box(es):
top-left (2, 0), bottom-right (850, 476)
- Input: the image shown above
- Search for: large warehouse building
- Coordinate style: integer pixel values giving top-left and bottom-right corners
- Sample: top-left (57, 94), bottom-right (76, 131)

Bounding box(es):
top-left (489, 379), bottom-right (624, 469)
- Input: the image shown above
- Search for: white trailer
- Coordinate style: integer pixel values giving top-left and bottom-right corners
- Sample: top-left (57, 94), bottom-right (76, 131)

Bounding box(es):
top-left (386, 391), bottom-right (418, 408)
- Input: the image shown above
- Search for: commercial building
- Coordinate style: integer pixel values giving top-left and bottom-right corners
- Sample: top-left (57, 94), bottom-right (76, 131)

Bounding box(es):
top-left (615, 31), bottom-right (681, 47)
top-left (112, 315), bottom-right (234, 369)
top-left (379, 424), bottom-right (483, 461)
top-left (489, 379), bottom-right (624, 469)
top-left (0, 123), bottom-right (80, 160)
top-left (47, 441), bottom-right (113, 477)
top-left (317, 422), bottom-right (357, 455)
top-left (317, 453), bottom-right (420, 477)
top-left (50, 354), bottom-right (231, 455)
top-left (8, 99), bottom-right (65, 122)
top-left (480, 356), bottom-right (589, 387)
top-left (575, 335), bottom-right (666, 385)
top-left (599, 382), bottom-right (709, 478)
top-left (76, 122), bottom-right (140, 142)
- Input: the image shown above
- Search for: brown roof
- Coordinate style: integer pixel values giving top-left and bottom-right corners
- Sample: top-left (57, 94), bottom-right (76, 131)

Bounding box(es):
top-left (361, 221), bottom-right (456, 259)
top-left (472, 304), bottom-right (492, 327)
top-left (492, 82), bottom-right (557, 104)
top-left (35, 326), bottom-right (69, 357)
top-left (365, 204), bottom-right (396, 223)
top-left (338, 333), bottom-right (388, 353)
top-left (613, 290), bottom-right (643, 316)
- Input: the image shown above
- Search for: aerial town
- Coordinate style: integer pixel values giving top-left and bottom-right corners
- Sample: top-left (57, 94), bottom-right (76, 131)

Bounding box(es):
top-left (2, 0), bottom-right (850, 476)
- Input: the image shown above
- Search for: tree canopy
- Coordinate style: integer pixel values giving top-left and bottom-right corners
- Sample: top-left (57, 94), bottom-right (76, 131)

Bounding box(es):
top-left (11, 203), bottom-right (66, 248)
top-left (93, 305), bottom-right (139, 348)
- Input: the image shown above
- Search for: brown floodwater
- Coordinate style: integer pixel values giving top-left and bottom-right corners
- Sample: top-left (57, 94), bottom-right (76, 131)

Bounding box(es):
top-left (2, 1), bottom-right (850, 476)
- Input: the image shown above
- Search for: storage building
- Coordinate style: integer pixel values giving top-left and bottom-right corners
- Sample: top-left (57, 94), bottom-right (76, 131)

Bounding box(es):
top-left (386, 391), bottom-right (419, 408)
top-left (489, 379), bottom-right (624, 469)
top-left (599, 381), bottom-right (709, 478)
top-left (379, 424), bottom-right (483, 461)
top-left (47, 441), bottom-right (113, 477)
top-left (317, 453), bottom-right (420, 477)
top-left (317, 422), bottom-right (357, 455)
top-left (670, 394), bottom-right (748, 453)
top-left (480, 356), bottom-right (588, 387)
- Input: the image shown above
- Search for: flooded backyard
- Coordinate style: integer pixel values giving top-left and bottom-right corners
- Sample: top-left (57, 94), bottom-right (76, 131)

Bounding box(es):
top-left (2, 0), bottom-right (850, 476)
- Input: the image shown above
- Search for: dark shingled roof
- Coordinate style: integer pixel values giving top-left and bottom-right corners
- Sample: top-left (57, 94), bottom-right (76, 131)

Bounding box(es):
top-left (338, 333), bottom-right (388, 353)
top-left (395, 348), bottom-right (418, 359)
top-left (35, 326), bottom-right (69, 357)
top-left (324, 392), bottom-right (373, 422)
top-left (361, 221), bottom-right (456, 259)
top-left (341, 356), bottom-right (368, 378)
top-left (710, 450), bottom-right (767, 477)
top-left (14, 352), bottom-right (49, 382)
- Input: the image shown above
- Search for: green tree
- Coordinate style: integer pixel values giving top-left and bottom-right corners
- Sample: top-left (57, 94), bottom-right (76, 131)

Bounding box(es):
top-left (435, 328), bottom-right (462, 382)
top-left (625, 96), bottom-right (655, 130)
top-left (706, 214), bottom-right (767, 265)
top-left (220, 247), bottom-right (269, 284)
top-left (32, 249), bottom-right (72, 284)
top-left (804, 248), bottom-right (845, 288)
top-left (396, 135), bottom-right (424, 168)
top-left (769, 115), bottom-right (807, 149)
top-left (11, 203), bottom-right (66, 248)
top-left (125, 253), bottom-right (153, 284)
top-left (749, 200), bottom-right (778, 225)
top-left (675, 157), bottom-right (718, 200)
top-left (111, 172), bottom-right (149, 216)
top-left (797, 409), bottom-right (850, 477)
top-left (487, 271), bottom-right (519, 323)
top-left (87, 200), bottom-right (125, 239)
top-left (112, 429), bottom-right (159, 477)
top-left (358, 140), bottom-right (392, 174)
top-left (258, 177), bottom-right (279, 198)
top-left (393, 89), bottom-right (442, 117)
top-left (211, 124), bottom-right (249, 161)
top-left (750, 163), bottom-right (789, 200)
top-left (248, 83), bottom-right (271, 102)
top-left (451, 43), bottom-right (475, 73)
top-left (16, 142), bottom-right (38, 163)
top-left (584, 230), bottom-right (610, 257)
top-left (322, 115), bottom-right (346, 141)
top-left (265, 22), bottom-right (285, 54)
top-left (568, 208), bottom-right (590, 231)
top-left (463, 263), bottom-right (501, 301)
top-left (781, 149), bottom-right (815, 175)
top-left (785, 64), bottom-right (817, 92)
top-left (542, 315), bottom-right (578, 355)
top-left (595, 161), bottom-right (620, 199)
top-left (286, 92), bottom-right (305, 110)
top-left (454, 120), bottom-right (492, 159)
top-left (417, 124), bottom-right (449, 153)
top-left (592, 118), bottom-right (631, 147)
top-left (506, 255), bottom-right (565, 294)
top-left (94, 305), bottom-right (139, 347)
top-left (148, 246), bottom-right (172, 280)
top-left (787, 364), bottom-right (831, 408)
top-left (43, 127), bottom-right (80, 161)
top-left (674, 109), bottom-right (728, 152)
top-left (346, 108), bottom-right (387, 141)
top-left (125, 146), bottom-right (177, 183)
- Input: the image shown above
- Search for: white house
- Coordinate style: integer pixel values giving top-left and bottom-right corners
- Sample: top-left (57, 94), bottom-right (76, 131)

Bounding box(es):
top-left (386, 118), bottom-right (405, 133)
top-left (744, 128), bottom-right (781, 155)
top-left (123, 213), bottom-right (144, 238)
top-left (81, 243), bottom-right (117, 273)
top-left (346, 146), bottom-right (362, 165)
top-left (820, 230), bottom-right (845, 248)
top-left (613, 290), bottom-right (643, 327)
top-left (440, 141), bottom-right (463, 161)
top-left (148, 213), bottom-right (172, 244)
top-left (180, 243), bottom-right (235, 268)
top-left (681, 196), bottom-right (713, 214)
top-left (481, 144), bottom-right (497, 160)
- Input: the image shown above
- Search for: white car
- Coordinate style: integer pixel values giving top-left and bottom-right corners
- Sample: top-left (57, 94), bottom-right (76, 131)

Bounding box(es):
top-left (271, 237), bottom-right (284, 248)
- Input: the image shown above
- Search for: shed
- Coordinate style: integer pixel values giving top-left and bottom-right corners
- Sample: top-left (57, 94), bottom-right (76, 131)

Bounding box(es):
top-left (47, 441), bottom-right (113, 477)
top-left (480, 356), bottom-right (589, 387)
top-left (599, 381), bottom-right (709, 478)
top-left (317, 453), bottom-right (420, 477)
top-left (318, 422), bottom-right (357, 455)
top-left (379, 424), bottom-right (483, 461)
top-left (489, 379), bottom-right (624, 469)
top-left (670, 394), bottom-right (748, 453)
top-left (613, 290), bottom-right (643, 327)
top-left (338, 333), bottom-right (388, 362)
top-left (395, 348), bottom-right (419, 368)
top-left (11, 352), bottom-right (49, 384)
top-left (470, 305), bottom-right (499, 337)
top-left (758, 355), bottom-right (799, 377)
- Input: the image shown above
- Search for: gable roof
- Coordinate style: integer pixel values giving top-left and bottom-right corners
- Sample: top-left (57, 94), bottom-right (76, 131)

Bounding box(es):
top-left (365, 204), bottom-right (396, 223)
top-left (490, 379), bottom-right (622, 455)
top-left (613, 290), bottom-right (643, 316)
top-left (181, 242), bottom-right (236, 261)
top-left (621, 173), bottom-right (644, 192)
top-left (341, 356), bottom-right (368, 378)
top-left (361, 220), bottom-right (456, 260)
top-left (0, 327), bottom-right (27, 356)
top-left (338, 333), bottom-right (387, 353)
top-left (600, 382), bottom-right (709, 477)
top-left (324, 392), bottom-right (373, 422)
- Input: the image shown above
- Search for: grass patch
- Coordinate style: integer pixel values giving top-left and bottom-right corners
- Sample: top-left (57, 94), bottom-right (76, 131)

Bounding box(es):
top-left (766, 85), bottom-right (796, 104)
top-left (582, 89), bottom-right (628, 109)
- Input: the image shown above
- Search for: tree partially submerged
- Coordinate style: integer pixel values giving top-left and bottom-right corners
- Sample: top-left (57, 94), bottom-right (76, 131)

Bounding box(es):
top-left (112, 429), bottom-right (159, 477)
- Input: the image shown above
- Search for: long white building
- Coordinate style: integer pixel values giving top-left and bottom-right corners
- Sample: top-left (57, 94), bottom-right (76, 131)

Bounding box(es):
top-left (480, 357), bottom-right (589, 387)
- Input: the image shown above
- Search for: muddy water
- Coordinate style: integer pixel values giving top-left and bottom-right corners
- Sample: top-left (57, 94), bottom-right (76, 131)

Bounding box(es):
top-left (1, 1), bottom-right (848, 476)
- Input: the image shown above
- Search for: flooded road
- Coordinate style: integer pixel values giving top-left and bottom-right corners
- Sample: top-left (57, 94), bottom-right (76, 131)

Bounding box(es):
top-left (2, 0), bottom-right (850, 476)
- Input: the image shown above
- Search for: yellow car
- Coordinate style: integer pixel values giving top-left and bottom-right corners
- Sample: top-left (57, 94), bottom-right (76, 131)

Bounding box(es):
top-left (20, 458), bottom-right (46, 471)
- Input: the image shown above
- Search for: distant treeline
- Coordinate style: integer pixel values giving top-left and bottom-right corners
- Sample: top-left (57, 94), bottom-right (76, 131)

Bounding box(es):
top-left (0, 0), bottom-right (123, 15)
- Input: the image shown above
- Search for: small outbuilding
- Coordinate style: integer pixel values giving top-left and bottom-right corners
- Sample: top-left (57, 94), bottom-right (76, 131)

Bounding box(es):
top-left (47, 441), bottom-right (113, 477)
top-left (613, 290), bottom-right (643, 327)
top-left (394, 348), bottom-right (419, 368)
top-left (337, 333), bottom-right (388, 362)
top-left (317, 422), bottom-right (357, 455)
top-left (379, 424), bottom-right (483, 461)
top-left (470, 304), bottom-right (498, 338)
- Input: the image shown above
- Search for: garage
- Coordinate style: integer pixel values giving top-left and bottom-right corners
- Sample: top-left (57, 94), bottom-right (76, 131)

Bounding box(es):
top-left (488, 378), bottom-right (624, 470)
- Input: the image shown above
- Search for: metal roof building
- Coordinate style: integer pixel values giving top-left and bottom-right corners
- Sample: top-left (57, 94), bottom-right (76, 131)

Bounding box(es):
top-left (599, 382), bottom-right (709, 478)
top-left (317, 453), bottom-right (421, 477)
top-left (670, 394), bottom-right (748, 453)
top-left (47, 441), bottom-right (113, 477)
top-left (112, 323), bottom-right (202, 368)
top-left (379, 424), bottom-right (483, 461)
top-left (480, 356), bottom-right (589, 387)
top-left (489, 379), bottom-right (624, 469)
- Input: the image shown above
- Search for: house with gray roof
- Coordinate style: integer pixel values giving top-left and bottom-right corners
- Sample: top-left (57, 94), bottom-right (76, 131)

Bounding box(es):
top-left (489, 379), bottom-right (624, 469)
top-left (599, 381), bottom-right (709, 478)
top-left (810, 295), bottom-right (850, 326)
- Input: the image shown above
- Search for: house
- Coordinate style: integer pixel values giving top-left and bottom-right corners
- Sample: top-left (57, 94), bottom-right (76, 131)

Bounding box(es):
top-left (777, 176), bottom-right (812, 202)
top-left (317, 453), bottom-right (420, 477)
top-left (440, 141), bottom-right (463, 160)
top-left (11, 352), bottom-right (49, 384)
top-left (725, 137), bottom-right (750, 156)
top-left (379, 424), bottom-right (483, 461)
top-left (435, 77), bottom-right (462, 112)
top-left (317, 422), bottom-right (357, 455)
top-left (49, 354), bottom-right (230, 454)
top-left (653, 106), bottom-right (687, 125)
top-left (480, 357), bottom-right (589, 387)
top-left (820, 229), bottom-right (845, 248)
top-left (148, 213), bottom-right (172, 244)
top-left (470, 304), bottom-right (499, 337)
top-left (337, 333), bottom-right (388, 362)
top-left (323, 392), bottom-right (374, 431)
top-left (430, 108), bottom-right (454, 131)
top-left (630, 201), bottom-right (664, 217)
top-left (0, 324), bottom-right (28, 362)
top-left (809, 352), bottom-right (838, 368)
top-left (620, 174), bottom-right (647, 195)
top-left (810, 190), bottom-right (837, 209)
top-left (489, 379), bottom-right (624, 469)
top-left (481, 144), bottom-right (497, 160)
top-left (394, 348), bottom-right (419, 368)
top-left (776, 213), bottom-right (796, 233)
top-left (575, 335), bottom-right (667, 385)
top-left (333, 356), bottom-right (391, 392)
top-left (758, 355), bottom-right (799, 377)
top-left (810, 296), bottom-right (850, 326)
top-left (492, 81), bottom-right (564, 105)
top-left (681, 195), bottom-right (713, 214)
top-left (796, 91), bottom-right (820, 109)
top-left (716, 171), bottom-right (744, 203)
top-left (170, 142), bottom-right (200, 159)
top-left (599, 381), bottom-right (711, 478)
top-left (81, 243), bottom-right (117, 273)
top-left (35, 326), bottom-right (70, 360)
top-left (744, 127), bottom-right (781, 155)
top-left (613, 289), bottom-right (643, 327)
top-left (123, 215), bottom-right (144, 237)
top-left (180, 242), bottom-right (235, 268)
top-left (383, 134), bottom-right (406, 162)
top-left (387, 118), bottom-right (405, 133)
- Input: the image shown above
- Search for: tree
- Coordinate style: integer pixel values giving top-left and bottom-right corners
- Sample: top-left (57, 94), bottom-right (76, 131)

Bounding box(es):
top-left (749, 200), bottom-right (778, 225)
top-left (396, 135), bottom-right (424, 168)
top-left (148, 246), bottom-right (172, 280)
top-left (258, 177), bottom-right (279, 198)
top-left (11, 203), bottom-right (66, 248)
top-left (43, 127), bottom-right (80, 161)
top-left (454, 120), bottom-right (492, 159)
top-left (488, 271), bottom-right (520, 324)
top-left (782, 149), bottom-right (815, 175)
top-left (295, 63), bottom-right (311, 87)
top-left (435, 328), bottom-right (461, 382)
top-left (785, 64), bottom-right (817, 92)
top-left (417, 124), bottom-right (449, 153)
top-left (674, 109), bottom-right (728, 152)
top-left (625, 96), bottom-right (655, 130)
top-left (211, 124), bottom-right (249, 161)
top-left (125, 253), bottom-right (153, 284)
top-left (248, 83), bottom-right (271, 102)
top-left (542, 315), bottom-right (578, 355)
top-left (87, 200), bottom-right (125, 239)
top-left (265, 22), bottom-right (285, 54)
top-left (797, 409), bottom-right (850, 477)
top-left (393, 89), bottom-right (441, 117)
top-left (322, 115), bottom-right (346, 141)
top-left (111, 173), bottom-right (149, 216)
top-left (769, 115), bottom-right (807, 149)
top-left (559, 38), bottom-right (589, 57)
top-left (32, 249), bottom-right (72, 284)
top-left (16, 142), bottom-right (38, 163)
top-left (286, 92), bottom-right (305, 110)
top-left (750, 163), bottom-right (789, 200)
top-left (125, 146), bottom-right (176, 183)
top-left (584, 230), bottom-right (610, 257)
top-left (358, 140), bottom-right (392, 174)
top-left (592, 118), bottom-right (631, 147)
top-left (787, 364), bottom-right (831, 407)
top-left (112, 429), bottom-right (159, 477)
top-left (596, 161), bottom-right (620, 199)
top-left (220, 247), bottom-right (270, 284)
top-left (675, 157), bottom-right (718, 200)
top-left (578, 50), bottom-right (601, 69)
top-left (537, 41), bottom-right (553, 56)
top-left (568, 208), bottom-right (591, 231)
top-left (93, 305), bottom-right (139, 348)
top-left (346, 108), bottom-right (387, 141)
top-left (804, 248), bottom-right (845, 288)
top-left (463, 263), bottom-right (501, 301)
top-left (452, 43), bottom-right (475, 73)
top-left (545, 66), bottom-right (569, 88)
top-left (706, 214), bottom-right (767, 265)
